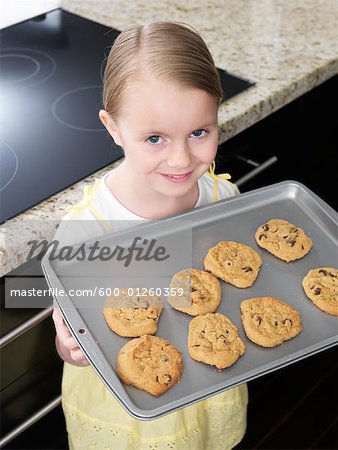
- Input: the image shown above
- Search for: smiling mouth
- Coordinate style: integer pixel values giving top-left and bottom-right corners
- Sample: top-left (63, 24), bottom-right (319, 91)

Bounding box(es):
top-left (160, 171), bottom-right (193, 183)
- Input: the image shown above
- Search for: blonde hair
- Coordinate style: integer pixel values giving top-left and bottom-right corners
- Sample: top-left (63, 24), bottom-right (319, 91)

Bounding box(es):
top-left (102, 22), bottom-right (222, 119)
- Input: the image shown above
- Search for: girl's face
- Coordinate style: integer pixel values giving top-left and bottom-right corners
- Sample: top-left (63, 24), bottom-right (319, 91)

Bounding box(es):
top-left (100, 77), bottom-right (219, 199)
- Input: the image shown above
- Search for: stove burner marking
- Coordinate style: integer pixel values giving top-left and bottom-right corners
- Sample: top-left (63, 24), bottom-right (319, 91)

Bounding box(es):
top-left (51, 86), bottom-right (105, 132)
top-left (0, 54), bottom-right (41, 84)
top-left (0, 48), bottom-right (56, 87)
top-left (0, 140), bottom-right (19, 192)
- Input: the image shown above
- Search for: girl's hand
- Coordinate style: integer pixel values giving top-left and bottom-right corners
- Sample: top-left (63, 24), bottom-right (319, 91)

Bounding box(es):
top-left (52, 307), bottom-right (89, 367)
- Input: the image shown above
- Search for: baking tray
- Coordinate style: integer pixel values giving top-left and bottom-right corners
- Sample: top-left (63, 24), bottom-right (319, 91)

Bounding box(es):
top-left (42, 181), bottom-right (338, 420)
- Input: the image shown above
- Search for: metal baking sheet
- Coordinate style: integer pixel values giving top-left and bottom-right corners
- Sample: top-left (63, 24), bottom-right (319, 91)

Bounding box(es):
top-left (42, 181), bottom-right (338, 420)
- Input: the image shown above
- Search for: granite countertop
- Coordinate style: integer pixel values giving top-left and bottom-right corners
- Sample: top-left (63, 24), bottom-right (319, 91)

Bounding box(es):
top-left (2, 0), bottom-right (338, 276)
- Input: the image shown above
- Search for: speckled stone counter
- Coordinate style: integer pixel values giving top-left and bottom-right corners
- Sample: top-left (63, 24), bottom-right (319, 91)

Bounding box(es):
top-left (1, 0), bottom-right (338, 276)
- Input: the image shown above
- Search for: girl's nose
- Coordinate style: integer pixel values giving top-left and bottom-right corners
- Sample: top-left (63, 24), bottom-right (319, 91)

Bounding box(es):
top-left (166, 141), bottom-right (192, 169)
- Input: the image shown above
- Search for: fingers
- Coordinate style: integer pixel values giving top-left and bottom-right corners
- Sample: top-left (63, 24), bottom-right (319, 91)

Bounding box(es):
top-left (70, 347), bottom-right (89, 366)
top-left (52, 307), bottom-right (72, 341)
top-left (52, 307), bottom-right (89, 367)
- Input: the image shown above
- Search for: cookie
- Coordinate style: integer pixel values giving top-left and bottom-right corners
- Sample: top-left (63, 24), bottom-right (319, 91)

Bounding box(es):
top-left (168, 268), bottom-right (221, 316)
top-left (240, 297), bottom-right (302, 347)
top-left (103, 289), bottom-right (162, 337)
top-left (188, 312), bottom-right (245, 369)
top-left (116, 335), bottom-right (183, 396)
top-left (204, 241), bottom-right (262, 288)
top-left (255, 219), bottom-right (313, 262)
top-left (302, 267), bottom-right (338, 316)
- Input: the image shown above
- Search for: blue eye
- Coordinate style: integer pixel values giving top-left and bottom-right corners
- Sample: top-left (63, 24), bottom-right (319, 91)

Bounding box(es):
top-left (191, 129), bottom-right (207, 138)
top-left (147, 135), bottom-right (163, 144)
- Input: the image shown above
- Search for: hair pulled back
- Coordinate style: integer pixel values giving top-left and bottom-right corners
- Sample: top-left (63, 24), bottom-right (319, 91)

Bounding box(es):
top-left (102, 22), bottom-right (222, 119)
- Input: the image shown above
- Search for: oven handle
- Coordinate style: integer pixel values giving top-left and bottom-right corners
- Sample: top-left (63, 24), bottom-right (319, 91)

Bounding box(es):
top-left (0, 305), bottom-right (53, 349)
top-left (235, 156), bottom-right (278, 187)
top-left (0, 395), bottom-right (62, 448)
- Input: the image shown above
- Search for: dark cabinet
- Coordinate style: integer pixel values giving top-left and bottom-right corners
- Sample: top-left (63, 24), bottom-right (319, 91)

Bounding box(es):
top-left (216, 75), bottom-right (338, 210)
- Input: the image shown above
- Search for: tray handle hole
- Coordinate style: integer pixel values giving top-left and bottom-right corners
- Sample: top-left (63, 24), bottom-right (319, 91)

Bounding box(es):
top-left (78, 328), bottom-right (86, 334)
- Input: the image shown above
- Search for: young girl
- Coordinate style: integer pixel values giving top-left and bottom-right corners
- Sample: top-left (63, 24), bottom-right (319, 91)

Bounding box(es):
top-left (52, 22), bottom-right (248, 450)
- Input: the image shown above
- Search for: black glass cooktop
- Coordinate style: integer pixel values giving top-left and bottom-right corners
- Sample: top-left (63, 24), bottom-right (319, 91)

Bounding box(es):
top-left (0, 8), bottom-right (254, 223)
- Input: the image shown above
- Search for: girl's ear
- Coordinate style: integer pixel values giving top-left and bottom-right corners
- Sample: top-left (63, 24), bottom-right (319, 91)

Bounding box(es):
top-left (99, 110), bottom-right (122, 146)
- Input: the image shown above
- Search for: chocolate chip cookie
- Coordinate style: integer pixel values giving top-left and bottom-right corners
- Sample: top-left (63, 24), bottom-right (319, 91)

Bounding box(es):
top-left (255, 219), bottom-right (313, 262)
top-left (188, 312), bottom-right (245, 369)
top-left (204, 241), bottom-right (262, 288)
top-left (103, 289), bottom-right (163, 337)
top-left (240, 297), bottom-right (302, 347)
top-left (302, 267), bottom-right (338, 316)
top-left (168, 268), bottom-right (221, 316)
top-left (116, 335), bottom-right (183, 396)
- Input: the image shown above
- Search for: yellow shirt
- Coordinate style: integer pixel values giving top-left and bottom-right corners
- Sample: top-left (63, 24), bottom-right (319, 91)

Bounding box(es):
top-left (58, 167), bottom-right (248, 450)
